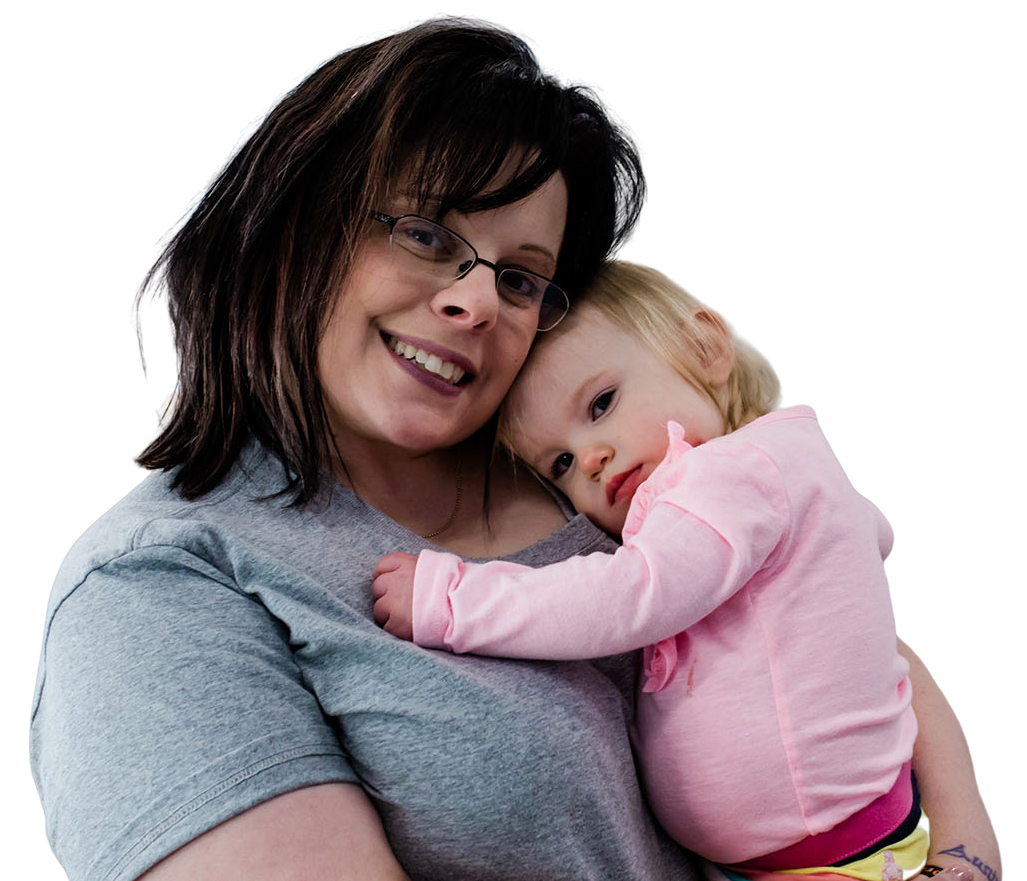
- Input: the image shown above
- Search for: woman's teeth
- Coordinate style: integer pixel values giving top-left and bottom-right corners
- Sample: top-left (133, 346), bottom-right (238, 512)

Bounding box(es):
top-left (387, 335), bottom-right (465, 384)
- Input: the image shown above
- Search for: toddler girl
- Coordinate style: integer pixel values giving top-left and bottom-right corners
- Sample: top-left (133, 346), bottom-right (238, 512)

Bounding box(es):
top-left (372, 261), bottom-right (927, 879)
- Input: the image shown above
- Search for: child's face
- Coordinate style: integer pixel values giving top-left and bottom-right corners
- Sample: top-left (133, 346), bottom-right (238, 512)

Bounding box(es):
top-left (506, 306), bottom-right (730, 536)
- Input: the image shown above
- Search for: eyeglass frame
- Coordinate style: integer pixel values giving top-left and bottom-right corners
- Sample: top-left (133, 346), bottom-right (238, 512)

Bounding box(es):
top-left (370, 211), bottom-right (570, 331)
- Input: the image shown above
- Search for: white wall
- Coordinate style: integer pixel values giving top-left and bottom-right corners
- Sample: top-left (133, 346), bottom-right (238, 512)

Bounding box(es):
top-left (233, 14), bottom-right (735, 257)
top-left (34, 17), bottom-right (739, 398)
top-left (33, 35), bottom-right (234, 396)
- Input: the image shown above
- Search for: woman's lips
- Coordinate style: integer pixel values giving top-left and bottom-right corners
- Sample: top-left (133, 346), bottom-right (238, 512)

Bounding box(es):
top-left (606, 464), bottom-right (645, 508)
top-left (381, 331), bottom-right (476, 396)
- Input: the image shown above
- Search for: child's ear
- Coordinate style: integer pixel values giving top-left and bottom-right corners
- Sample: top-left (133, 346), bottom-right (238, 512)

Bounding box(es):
top-left (689, 310), bottom-right (735, 387)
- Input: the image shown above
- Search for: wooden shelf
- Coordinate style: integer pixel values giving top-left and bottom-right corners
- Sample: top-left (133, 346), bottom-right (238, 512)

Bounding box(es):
top-left (801, 381), bottom-right (953, 427)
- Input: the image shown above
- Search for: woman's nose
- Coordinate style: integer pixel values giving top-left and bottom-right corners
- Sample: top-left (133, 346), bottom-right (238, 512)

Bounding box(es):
top-left (581, 444), bottom-right (614, 480)
top-left (430, 266), bottom-right (500, 330)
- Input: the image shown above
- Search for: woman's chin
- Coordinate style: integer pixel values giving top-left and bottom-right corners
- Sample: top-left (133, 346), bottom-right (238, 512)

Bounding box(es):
top-left (384, 412), bottom-right (482, 453)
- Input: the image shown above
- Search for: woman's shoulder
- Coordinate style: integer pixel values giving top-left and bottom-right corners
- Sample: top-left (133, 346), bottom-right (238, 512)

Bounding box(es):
top-left (43, 446), bottom-right (298, 647)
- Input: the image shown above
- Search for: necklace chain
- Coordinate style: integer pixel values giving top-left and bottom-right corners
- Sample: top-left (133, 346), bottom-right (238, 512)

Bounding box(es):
top-left (420, 458), bottom-right (463, 539)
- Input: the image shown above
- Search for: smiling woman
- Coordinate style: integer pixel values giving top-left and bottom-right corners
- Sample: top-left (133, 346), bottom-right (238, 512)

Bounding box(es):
top-left (29, 18), bottom-right (722, 881)
top-left (317, 173), bottom-right (568, 466)
top-left (26, 13), bottom-right (1000, 881)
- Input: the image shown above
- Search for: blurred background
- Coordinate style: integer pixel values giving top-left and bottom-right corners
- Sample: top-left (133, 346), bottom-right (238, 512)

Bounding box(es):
top-left (26, 17), bottom-right (1002, 874)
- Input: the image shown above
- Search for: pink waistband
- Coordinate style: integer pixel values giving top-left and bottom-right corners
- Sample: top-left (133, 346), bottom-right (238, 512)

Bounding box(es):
top-left (733, 762), bottom-right (914, 871)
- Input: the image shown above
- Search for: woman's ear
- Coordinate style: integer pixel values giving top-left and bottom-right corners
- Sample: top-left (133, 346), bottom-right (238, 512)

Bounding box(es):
top-left (689, 310), bottom-right (735, 388)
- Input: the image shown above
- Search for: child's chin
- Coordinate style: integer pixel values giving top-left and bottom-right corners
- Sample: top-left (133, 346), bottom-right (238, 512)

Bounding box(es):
top-left (597, 517), bottom-right (627, 540)
top-left (576, 504), bottom-right (626, 541)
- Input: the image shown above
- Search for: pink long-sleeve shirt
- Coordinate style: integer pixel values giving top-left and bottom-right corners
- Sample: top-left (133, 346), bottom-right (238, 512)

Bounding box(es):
top-left (412, 406), bottom-right (917, 863)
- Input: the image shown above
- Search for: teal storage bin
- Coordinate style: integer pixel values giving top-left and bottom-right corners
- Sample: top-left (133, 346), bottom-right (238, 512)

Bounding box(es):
top-left (862, 355), bottom-right (903, 390)
top-left (817, 353), bottom-right (858, 388)
top-left (776, 357), bottom-right (809, 384)
top-left (891, 583), bottom-right (1002, 784)
top-left (911, 355), bottom-right (948, 392)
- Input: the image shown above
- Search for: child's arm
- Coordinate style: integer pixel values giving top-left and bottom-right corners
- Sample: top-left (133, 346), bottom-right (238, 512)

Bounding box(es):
top-left (374, 444), bottom-right (788, 658)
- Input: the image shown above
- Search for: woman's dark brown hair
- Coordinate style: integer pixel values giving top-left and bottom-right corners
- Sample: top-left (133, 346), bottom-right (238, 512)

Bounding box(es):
top-left (137, 17), bottom-right (646, 503)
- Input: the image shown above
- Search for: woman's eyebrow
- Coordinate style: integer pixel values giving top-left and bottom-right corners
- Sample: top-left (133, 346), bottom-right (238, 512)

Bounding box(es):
top-left (514, 243), bottom-right (558, 271)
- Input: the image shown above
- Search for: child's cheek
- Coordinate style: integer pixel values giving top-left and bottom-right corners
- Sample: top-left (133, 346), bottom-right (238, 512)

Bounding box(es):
top-left (566, 484), bottom-right (597, 519)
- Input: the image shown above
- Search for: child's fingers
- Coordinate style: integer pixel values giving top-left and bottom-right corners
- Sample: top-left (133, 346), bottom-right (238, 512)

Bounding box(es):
top-left (373, 592), bottom-right (413, 640)
top-left (372, 593), bottom-right (390, 625)
top-left (382, 615), bottom-right (412, 640)
top-left (373, 551), bottom-right (416, 577)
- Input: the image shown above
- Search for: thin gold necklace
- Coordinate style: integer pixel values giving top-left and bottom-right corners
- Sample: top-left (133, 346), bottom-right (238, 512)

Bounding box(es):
top-left (420, 457), bottom-right (463, 539)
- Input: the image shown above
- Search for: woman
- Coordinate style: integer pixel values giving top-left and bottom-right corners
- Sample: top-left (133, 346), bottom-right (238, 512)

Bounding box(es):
top-left (30, 18), bottom-right (996, 881)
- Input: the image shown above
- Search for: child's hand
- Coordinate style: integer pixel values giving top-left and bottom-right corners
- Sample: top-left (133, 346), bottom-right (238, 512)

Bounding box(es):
top-left (372, 552), bottom-right (418, 640)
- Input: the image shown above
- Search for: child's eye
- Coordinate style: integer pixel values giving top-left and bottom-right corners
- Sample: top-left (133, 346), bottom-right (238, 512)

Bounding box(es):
top-left (550, 452), bottom-right (574, 480)
top-left (590, 389), bottom-right (615, 420)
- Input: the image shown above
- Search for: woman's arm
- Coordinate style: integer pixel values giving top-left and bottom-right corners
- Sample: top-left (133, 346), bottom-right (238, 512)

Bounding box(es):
top-left (32, 547), bottom-right (391, 880)
top-left (899, 639), bottom-right (1001, 880)
top-left (139, 784), bottom-right (409, 881)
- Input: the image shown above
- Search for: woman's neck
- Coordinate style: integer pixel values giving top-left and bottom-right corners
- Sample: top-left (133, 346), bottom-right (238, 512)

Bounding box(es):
top-left (328, 434), bottom-right (472, 537)
top-left (328, 434), bottom-right (568, 558)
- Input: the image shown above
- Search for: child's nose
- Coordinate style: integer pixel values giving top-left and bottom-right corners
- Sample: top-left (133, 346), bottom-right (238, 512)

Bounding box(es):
top-left (582, 444), bottom-right (614, 480)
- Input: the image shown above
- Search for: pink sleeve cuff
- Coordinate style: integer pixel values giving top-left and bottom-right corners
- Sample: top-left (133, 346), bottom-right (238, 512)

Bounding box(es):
top-left (411, 549), bottom-right (463, 650)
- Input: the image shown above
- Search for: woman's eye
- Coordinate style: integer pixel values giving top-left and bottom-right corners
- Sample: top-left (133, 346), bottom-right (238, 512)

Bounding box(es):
top-left (395, 218), bottom-right (458, 260)
top-left (408, 227), bottom-right (439, 248)
top-left (497, 269), bottom-right (544, 308)
top-left (405, 226), bottom-right (444, 251)
top-left (551, 452), bottom-right (574, 479)
top-left (590, 390), bottom-right (615, 420)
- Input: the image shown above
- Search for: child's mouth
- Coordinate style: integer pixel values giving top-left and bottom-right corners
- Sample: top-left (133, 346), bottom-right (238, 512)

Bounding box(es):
top-left (606, 465), bottom-right (645, 507)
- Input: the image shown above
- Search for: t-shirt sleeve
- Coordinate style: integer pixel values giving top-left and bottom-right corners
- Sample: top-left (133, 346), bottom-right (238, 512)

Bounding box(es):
top-left (30, 546), bottom-right (358, 881)
top-left (411, 441), bottom-right (790, 660)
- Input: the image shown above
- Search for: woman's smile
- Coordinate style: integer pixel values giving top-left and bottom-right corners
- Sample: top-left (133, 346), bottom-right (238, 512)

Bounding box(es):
top-left (317, 172), bottom-right (568, 455)
top-left (382, 331), bottom-right (473, 392)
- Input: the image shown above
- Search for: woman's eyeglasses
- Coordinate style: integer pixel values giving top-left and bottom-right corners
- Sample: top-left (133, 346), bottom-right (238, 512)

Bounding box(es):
top-left (371, 212), bottom-right (569, 331)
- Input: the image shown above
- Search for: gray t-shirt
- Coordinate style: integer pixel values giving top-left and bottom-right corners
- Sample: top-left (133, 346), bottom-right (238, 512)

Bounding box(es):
top-left (31, 442), bottom-right (698, 881)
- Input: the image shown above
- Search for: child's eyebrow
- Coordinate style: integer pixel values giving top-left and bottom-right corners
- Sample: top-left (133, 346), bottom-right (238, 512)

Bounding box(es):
top-left (510, 438), bottom-right (549, 473)
top-left (568, 371), bottom-right (606, 420)
top-left (507, 428), bottom-right (555, 475)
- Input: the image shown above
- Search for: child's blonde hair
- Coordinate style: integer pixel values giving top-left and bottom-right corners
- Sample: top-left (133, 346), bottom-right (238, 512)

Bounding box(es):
top-left (499, 261), bottom-right (780, 451)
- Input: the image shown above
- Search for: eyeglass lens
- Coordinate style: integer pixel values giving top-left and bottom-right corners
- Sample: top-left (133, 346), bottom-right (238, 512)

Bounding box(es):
top-left (385, 215), bottom-right (568, 331)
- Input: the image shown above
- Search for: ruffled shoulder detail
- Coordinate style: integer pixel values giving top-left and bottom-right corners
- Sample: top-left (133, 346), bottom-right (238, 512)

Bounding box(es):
top-left (664, 420), bottom-right (694, 459)
top-left (641, 637), bottom-right (679, 693)
top-left (621, 422), bottom-right (696, 538)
